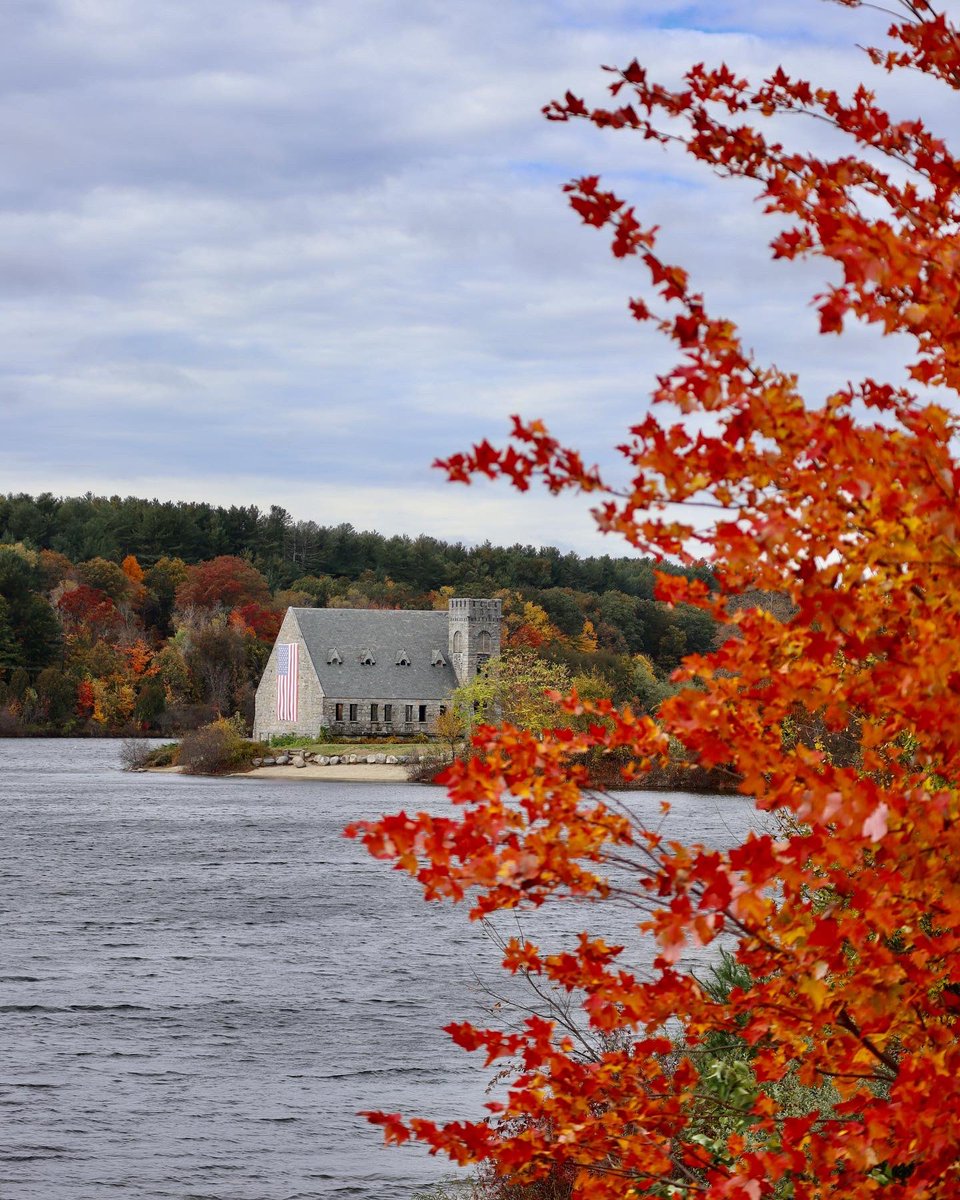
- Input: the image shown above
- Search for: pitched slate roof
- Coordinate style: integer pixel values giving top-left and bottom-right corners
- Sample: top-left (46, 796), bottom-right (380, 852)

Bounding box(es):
top-left (292, 607), bottom-right (458, 700)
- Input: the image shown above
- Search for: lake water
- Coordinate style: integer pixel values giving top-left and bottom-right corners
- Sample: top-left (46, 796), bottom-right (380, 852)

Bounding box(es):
top-left (0, 740), bottom-right (760, 1199)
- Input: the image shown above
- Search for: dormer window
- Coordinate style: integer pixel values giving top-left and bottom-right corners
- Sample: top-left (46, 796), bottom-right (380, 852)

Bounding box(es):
top-left (432, 650), bottom-right (447, 667)
top-left (396, 650), bottom-right (411, 666)
top-left (327, 648), bottom-right (342, 664)
top-left (360, 650), bottom-right (375, 665)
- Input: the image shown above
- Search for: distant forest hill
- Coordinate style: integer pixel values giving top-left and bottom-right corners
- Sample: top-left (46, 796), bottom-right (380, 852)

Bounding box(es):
top-left (0, 491), bottom-right (719, 738)
top-left (0, 491), bottom-right (714, 596)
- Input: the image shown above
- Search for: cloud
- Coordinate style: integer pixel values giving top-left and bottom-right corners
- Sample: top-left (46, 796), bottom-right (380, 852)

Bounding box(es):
top-left (0, 0), bottom-right (942, 557)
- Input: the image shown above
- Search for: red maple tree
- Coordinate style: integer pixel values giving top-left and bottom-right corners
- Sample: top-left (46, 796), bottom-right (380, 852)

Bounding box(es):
top-left (350, 3), bottom-right (960, 1197)
top-left (57, 584), bottom-right (123, 639)
top-left (229, 601), bottom-right (284, 643)
top-left (174, 555), bottom-right (270, 611)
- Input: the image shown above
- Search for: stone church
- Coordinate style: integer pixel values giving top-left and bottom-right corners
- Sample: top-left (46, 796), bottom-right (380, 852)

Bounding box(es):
top-left (253, 597), bottom-right (501, 742)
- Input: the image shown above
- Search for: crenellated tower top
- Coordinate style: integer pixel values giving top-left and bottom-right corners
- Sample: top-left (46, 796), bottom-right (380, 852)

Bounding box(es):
top-left (447, 598), bottom-right (501, 686)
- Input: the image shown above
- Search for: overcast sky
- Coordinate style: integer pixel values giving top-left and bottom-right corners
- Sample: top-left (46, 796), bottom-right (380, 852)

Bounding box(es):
top-left (0, 0), bottom-right (942, 555)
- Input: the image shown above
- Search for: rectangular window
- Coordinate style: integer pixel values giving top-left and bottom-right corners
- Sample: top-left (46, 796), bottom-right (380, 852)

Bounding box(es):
top-left (405, 704), bottom-right (414, 723)
top-left (439, 705), bottom-right (447, 716)
top-left (418, 704), bottom-right (427, 723)
top-left (370, 703), bottom-right (378, 722)
top-left (349, 703), bottom-right (358, 722)
top-left (384, 704), bottom-right (392, 724)
top-left (335, 702), bottom-right (344, 721)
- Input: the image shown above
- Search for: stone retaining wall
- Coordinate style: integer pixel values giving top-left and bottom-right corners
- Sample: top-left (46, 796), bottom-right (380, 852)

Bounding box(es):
top-left (252, 750), bottom-right (436, 769)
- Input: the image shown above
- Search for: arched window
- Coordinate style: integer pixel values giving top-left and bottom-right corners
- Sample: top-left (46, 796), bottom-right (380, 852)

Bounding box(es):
top-left (453, 630), bottom-right (463, 653)
top-left (359, 650), bottom-right (375, 666)
top-left (477, 629), bottom-right (492, 654)
top-left (396, 650), bottom-right (411, 666)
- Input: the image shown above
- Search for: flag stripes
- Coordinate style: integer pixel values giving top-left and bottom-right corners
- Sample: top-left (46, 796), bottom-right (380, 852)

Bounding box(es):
top-left (276, 642), bottom-right (299, 722)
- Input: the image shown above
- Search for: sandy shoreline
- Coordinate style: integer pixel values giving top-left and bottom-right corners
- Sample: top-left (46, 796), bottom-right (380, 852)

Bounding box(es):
top-left (148, 763), bottom-right (412, 783)
top-left (245, 763), bottom-right (410, 782)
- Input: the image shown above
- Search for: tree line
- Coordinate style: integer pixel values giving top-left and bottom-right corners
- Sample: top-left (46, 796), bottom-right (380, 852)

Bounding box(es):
top-left (0, 491), bottom-right (717, 736)
top-left (0, 491), bottom-right (715, 595)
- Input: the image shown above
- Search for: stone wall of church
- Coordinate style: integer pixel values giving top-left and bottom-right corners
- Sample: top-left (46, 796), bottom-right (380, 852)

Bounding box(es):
top-left (254, 597), bottom-right (503, 744)
top-left (321, 696), bottom-right (449, 739)
top-left (253, 610), bottom-right (453, 741)
top-left (252, 611), bottom-right (326, 742)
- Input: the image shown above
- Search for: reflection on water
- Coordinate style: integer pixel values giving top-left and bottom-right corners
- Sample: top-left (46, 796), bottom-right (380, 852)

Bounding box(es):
top-left (0, 739), bottom-right (758, 1199)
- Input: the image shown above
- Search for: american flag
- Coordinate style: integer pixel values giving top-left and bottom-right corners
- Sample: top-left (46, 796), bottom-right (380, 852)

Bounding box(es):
top-left (276, 642), bottom-right (299, 722)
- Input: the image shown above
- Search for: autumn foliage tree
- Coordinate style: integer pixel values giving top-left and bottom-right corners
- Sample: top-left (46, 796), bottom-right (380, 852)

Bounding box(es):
top-left (174, 555), bottom-right (270, 611)
top-left (349, 4), bottom-right (960, 1197)
top-left (229, 601), bottom-right (283, 643)
top-left (57, 584), bottom-right (123, 641)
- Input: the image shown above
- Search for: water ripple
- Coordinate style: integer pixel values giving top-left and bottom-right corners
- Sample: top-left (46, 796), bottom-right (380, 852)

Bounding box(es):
top-left (1, 737), bottom-right (756, 1198)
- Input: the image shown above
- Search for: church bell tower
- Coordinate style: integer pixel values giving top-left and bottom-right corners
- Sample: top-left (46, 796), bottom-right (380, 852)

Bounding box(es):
top-left (448, 597), bottom-right (502, 686)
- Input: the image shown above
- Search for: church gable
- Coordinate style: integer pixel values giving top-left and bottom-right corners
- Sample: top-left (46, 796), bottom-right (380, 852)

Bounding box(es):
top-left (253, 608), bottom-right (325, 739)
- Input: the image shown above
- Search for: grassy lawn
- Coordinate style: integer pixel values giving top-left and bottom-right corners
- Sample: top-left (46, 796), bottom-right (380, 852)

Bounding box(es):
top-left (275, 741), bottom-right (433, 756)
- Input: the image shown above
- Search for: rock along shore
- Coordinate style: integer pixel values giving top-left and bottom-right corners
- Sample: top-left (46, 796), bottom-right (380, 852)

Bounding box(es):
top-left (148, 749), bottom-right (435, 783)
top-left (246, 749), bottom-right (424, 783)
top-left (252, 750), bottom-right (413, 768)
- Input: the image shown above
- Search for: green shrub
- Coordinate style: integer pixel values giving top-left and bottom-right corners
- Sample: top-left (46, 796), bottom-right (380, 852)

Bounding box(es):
top-left (120, 741), bottom-right (182, 770)
top-left (148, 742), bottom-right (180, 767)
top-left (406, 755), bottom-right (446, 784)
top-left (178, 716), bottom-right (263, 775)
